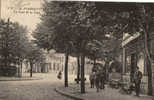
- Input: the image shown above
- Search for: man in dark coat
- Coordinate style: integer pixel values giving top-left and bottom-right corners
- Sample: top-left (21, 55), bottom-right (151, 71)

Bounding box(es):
top-left (100, 67), bottom-right (105, 89)
top-left (134, 66), bottom-right (143, 96)
top-left (95, 69), bottom-right (101, 92)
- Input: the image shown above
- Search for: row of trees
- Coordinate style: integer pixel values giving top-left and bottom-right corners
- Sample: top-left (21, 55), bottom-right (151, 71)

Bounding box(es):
top-left (33, 1), bottom-right (121, 94)
top-left (33, 2), bottom-right (153, 95)
top-left (0, 19), bottom-right (45, 77)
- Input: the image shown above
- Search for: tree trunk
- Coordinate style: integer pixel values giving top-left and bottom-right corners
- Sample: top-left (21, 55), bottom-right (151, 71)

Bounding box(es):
top-left (145, 30), bottom-right (153, 95)
top-left (64, 52), bottom-right (69, 87)
top-left (139, 5), bottom-right (153, 95)
top-left (130, 54), bottom-right (136, 82)
top-left (76, 55), bottom-right (81, 84)
top-left (20, 61), bottom-right (23, 77)
top-left (93, 58), bottom-right (96, 67)
top-left (17, 65), bottom-right (20, 77)
top-left (30, 62), bottom-right (33, 77)
top-left (80, 54), bottom-right (85, 93)
top-left (146, 58), bottom-right (153, 95)
top-left (105, 60), bottom-right (109, 82)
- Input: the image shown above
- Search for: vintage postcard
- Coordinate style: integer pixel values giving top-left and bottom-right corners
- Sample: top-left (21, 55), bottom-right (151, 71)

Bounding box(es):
top-left (0, 0), bottom-right (154, 100)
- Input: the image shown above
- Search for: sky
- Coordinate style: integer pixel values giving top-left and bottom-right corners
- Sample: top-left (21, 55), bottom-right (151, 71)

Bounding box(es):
top-left (1, 0), bottom-right (44, 39)
top-left (1, 0), bottom-right (153, 64)
top-left (0, 0), bottom-right (78, 61)
top-left (1, 0), bottom-right (154, 39)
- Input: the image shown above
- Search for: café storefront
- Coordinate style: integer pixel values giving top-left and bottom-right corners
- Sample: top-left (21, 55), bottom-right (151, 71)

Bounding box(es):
top-left (122, 32), bottom-right (154, 94)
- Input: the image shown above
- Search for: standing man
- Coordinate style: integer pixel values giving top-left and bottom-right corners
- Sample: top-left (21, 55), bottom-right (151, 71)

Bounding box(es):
top-left (95, 69), bottom-right (101, 92)
top-left (100, 67), bottom-right (105, 89)
top-left (95, 64), bottom-right (102, 92)
top-left (134, 66), bottom-right (143, 96)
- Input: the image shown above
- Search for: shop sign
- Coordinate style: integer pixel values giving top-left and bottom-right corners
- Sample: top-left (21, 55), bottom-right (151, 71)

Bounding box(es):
top-left (122, 32), bottom-right (140, 47)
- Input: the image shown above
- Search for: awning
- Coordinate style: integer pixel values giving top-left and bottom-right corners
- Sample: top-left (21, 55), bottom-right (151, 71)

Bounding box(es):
top-left (122, 32), bottom-right (141, 47)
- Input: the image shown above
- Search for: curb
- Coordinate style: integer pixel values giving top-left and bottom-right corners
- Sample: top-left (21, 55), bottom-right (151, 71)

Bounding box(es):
top-left (0, 78), bottom-right (43, 81)
top-left (55, 87), bottom-right (84, 100)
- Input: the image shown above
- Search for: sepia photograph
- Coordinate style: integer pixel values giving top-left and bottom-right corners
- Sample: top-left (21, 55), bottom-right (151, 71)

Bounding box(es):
top-left (0, 0), bottom-right (154, 100)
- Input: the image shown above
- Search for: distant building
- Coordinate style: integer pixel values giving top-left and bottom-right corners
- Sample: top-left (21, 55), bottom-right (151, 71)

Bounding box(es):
top-left (21, 49), bottom-right (100, 76)
top-left (46, 52), bottom-right (93, 75)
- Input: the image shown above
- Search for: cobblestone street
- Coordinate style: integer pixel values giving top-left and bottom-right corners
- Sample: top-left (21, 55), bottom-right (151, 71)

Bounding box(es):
top-left (0, 73), bottom-right (72, 100)
top-left (0, 73), bottom-right (153, 100)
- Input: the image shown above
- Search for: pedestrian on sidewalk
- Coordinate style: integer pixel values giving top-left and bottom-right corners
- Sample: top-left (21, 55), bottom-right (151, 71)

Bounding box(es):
top-left (95, 66), bottom-right (101, 92)
top-left (57, 70), bottom-right (62, 80)
top-left (89, 71), bottom-right (95, 88)
top-left (134, 66), bottom-right (142, 96)
top-left (100, 67), bottom-right (105, 89)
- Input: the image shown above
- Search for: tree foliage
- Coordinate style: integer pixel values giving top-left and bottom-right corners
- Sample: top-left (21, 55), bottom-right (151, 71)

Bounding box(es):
top-left (0, 19), bottom-right (29, 66)
top-left (33, 1), bottom-right (154, 95)
top-left (94, 3), bottom-right (154, 95)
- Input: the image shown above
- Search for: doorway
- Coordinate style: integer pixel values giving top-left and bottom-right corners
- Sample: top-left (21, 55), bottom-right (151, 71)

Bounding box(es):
top-left (130, 53), bottom-right (137, 82)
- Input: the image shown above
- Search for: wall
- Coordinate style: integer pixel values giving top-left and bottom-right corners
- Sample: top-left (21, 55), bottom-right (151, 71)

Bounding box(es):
top-left (152, 62), bottom-right (154, 95)
top-left (150, 35), bottom-right (154, 95)
top-left (152, 40), bottom-right (154, 95)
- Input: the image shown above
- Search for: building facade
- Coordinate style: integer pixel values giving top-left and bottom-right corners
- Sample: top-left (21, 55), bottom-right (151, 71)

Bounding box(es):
top-left (41, 50), bottom-right (93, 75)
top-left (122, 32), bottom-right (154, 94)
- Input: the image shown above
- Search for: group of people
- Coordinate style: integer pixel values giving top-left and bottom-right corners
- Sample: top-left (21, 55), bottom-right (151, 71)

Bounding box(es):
top-left (57, 62), bottom-right (143, 96)
top-left (89, 63), bottom-right (106, 92)
top-left (89, 63), bottom-right (143, 96)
